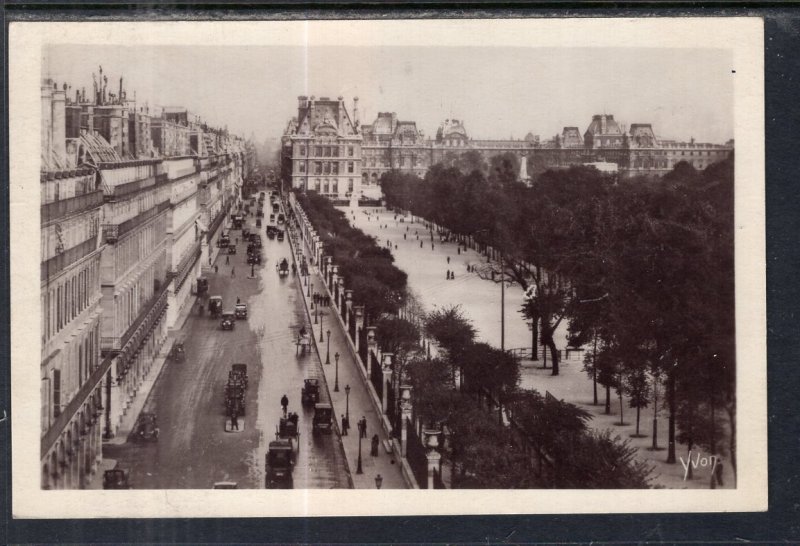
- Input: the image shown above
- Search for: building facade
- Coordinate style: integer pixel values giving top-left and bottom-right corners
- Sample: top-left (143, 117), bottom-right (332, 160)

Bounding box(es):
top-left (40, 68), bottom-right (246, 488)
top-left (283, 98), bottom-right (733, 200)
top-left (281, 96), bottom-right (362, 199)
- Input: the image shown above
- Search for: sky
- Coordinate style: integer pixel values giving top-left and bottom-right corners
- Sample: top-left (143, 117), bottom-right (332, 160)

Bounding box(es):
top-left (44, 44), bottom-right (734, 144)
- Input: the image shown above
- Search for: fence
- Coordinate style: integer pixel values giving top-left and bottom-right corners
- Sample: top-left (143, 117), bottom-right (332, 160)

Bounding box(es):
top-left (369, 350), bottom-right (383, 399)
top-left (405, 417), bottom-right (429, 487)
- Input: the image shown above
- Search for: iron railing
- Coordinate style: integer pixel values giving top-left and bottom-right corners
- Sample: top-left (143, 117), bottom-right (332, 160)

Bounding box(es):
top-left (41, 190), bottom-right (103, 225)
top-left (41, 237), bottom-right (99, 281)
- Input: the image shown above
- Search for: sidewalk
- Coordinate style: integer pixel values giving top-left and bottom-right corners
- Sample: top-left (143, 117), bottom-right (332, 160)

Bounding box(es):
top-left (287, 226), bottom-right (408, 489)
top-left (105, 287), bottom-right (197, 446)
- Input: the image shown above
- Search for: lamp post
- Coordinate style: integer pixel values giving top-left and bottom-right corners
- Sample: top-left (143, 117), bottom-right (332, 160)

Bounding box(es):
top-left (375, 474), bottom-right (383, 489)
top-left (314, 303), bottom-right (318, 323)
top-left (357, 429), bottom-right (364, 474)
top-left (325, 330), bottom-right (331, 365)
top-left (334, 352), bottom-right (340, 391)
top-left (319, 314), bottom-right (324, 342)
top-left (308, 281), bottom-right (312, 298)
top-left (345, 384), bottom-right (350, 424)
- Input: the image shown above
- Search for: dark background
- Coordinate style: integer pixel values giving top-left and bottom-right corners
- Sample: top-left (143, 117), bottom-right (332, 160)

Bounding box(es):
top-left (2, 4), bottom-right (798, 544)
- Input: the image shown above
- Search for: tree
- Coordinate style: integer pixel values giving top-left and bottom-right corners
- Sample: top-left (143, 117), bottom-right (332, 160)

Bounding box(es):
top-left (424, 305), bottom-right (477, 382)
top-left (461, 342), bottom-right (520, 421)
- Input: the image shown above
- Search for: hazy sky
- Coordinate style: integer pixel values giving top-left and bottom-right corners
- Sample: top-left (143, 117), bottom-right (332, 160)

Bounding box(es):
top-left (44, 44), bottom-right (734, 144)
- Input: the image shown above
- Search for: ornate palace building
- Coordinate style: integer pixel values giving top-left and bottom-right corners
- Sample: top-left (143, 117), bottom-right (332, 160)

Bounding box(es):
top-left (40, 68), bottom-right (249, 489)
top-left (283, 96), bottom-right (733, 200)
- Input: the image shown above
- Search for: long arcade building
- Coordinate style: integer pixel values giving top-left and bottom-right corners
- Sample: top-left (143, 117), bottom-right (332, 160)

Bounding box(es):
top-left (282, 96), bottom-right (734, 200)
top-left (40, 69), bottom-right (253, 489)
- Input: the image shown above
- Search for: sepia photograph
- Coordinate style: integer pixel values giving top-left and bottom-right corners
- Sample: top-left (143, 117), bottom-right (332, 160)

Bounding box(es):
top-left (9, 17), bottom-right (766, 518)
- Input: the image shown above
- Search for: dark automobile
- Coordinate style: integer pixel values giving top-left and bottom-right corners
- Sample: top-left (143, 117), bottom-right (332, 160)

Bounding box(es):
top-left (234, 303), bottom-right (248, 319)
top-left (208, 295), bottom-right (223, 318)
top-left (277, 213), bottom-right (285, 224)
top-left (134, 412), bottom-right (159, 442)
top-left (265, 440), bottom-right (294, 489)
top-left (256, 218), bottom-right (262, 228)
top-left (196, 277), bottom-right (209, 295)
top-left (312, 403), bottom-right (333, 434)
top-left (228, 245), bottom-right (237, 255)
top-left (219, 234), bottom-right (230, 247)
top-left (169, 342), bottom-right (185, 363)
top-left (221, 312), bottom-right (236, 330)
top-left (301, 378), bottom-right (320, 405)
top-left (276, 230), bottom-right (285, 242)
top-left (103, 468), bottom-right (131, 489)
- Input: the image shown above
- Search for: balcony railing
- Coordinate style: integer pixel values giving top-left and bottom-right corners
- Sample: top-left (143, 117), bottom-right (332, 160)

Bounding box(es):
top-left (104, 173), bottom-right (169, 200)
top-left (41, 190), bottom-right (103, 225)
top-left (103, 200), bottom-right (171, 243)
top-left (41, 236), bottom-right (99, 281)
top-left (101, 278), bottom-right (170, 353)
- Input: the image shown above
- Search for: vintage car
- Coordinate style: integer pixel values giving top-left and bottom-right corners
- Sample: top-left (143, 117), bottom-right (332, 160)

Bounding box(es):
top-left (196, 277), bottom-right (209, 296)
top-left (277, 213), bottom-right (285, 224)
top-left (276, 230), bottom-right (285, 242)
top-left (265, 440), bottom-right (294, 489)
top-left (312, 403), bottom-right (333, 434)
top-left (169, 342), bottom-right (185, 363)
top-left (269, 213), bottom-right (276, 223)
top-left (277, 259), bottom-right (289, 277)
top-left (220, 312), bottom-right (236, 330)
top-left (277, 412), bottom-right (300, 441)
top-left (133, 412), bottom-right (159, 442)
top-left (219, 234), bottom-right (230, 248)
top-left (234, 303), bottom-right (248, 319)
top-left (256, 209), bottom-right (264, 218)
top-left (266, 225), bottom-right (277, 239)
top-left (232, 214), bottom-right (244, 229)
top-left (228, 244), bottom-right (237, 255)
top-left (256, 218), bottom-right (262, 228)
top-left (301, 378), bottom-right (320, 406)
top-left (103, 468), bottom-right (132, 489)
top-left (272, 203), bottom-right (280, 214)
top-left (208, 296), bottom-right (223, 318)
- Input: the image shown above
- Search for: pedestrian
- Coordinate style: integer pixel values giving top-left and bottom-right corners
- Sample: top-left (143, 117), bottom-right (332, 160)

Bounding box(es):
top-left (395, 244), bottom-right (398, 250)
top-left (214, 264), bottom-right (219, 274)
top-left (225, 255), bottom-right (230, 265)
top-left (420, 240), bottom-right (423, 248)
top-left (404, 233), bottom-right (407, 240)
top-left (326, 295), bottom-right (331, 307)
top-left (450, 271), bottom-right (455, 280)
top-left (231, 267), bottom-right (235, 278)
top-left (280, 394), bottom-right (289, 416)
top-left (237, 296), bottom-right (241, 304)
top-left (447, 256), bottom-right (451, 264)
top-left (371, 434), bottom-right (380, 456)
top-left (361, 416), bottom-right (368, 438)
top-left (432, 242), bottom-right (435, 251)
top-left (446, 270), bottom-right (450, 280)
top-left (341, 414), bottom-right (348, 436)
top-left (231, 409), bottom-right (239, 431)
top-left (235, 237), bottom-right (238, 245)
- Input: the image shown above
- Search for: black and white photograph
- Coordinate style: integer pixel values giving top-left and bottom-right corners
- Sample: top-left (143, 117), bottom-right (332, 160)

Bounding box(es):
top-left (9, 17), bottom-right (765, 517)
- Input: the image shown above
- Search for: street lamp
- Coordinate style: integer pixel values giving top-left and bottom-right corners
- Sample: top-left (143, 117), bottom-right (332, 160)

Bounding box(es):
top-left (375, 474), bottom-right (383, 489)
top-left (345, 384), bottom-right (351, 424)
top-left (325, 330), bottom-right (331, 365)
top-left (314, 303), bottom-right (318, 323)
top-left (319, 314), bottom-right (325, 342)
top-left (308, 281), bottom-right (312, 298)
top-left (357, 428), bottom-right (364, 474)
top-left (334, 352), bottom-right (340, 391)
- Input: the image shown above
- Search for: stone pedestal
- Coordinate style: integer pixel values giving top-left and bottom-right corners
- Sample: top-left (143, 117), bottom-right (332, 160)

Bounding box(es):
top-left (381, 352), bottom-right (393, 414)
top-left (400, 385), bottom-right (413, 457)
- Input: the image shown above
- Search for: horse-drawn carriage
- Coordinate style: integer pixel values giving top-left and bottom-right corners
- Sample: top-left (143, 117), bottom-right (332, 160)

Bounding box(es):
top-left (301, 379), bottom-right (320, 406)
top-left (277, 412), bottom-right (300, 441)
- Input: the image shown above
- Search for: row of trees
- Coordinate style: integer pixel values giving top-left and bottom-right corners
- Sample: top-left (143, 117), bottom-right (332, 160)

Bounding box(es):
top-left (381, 154), bottom-right (736, 474)
top-left (379, 304), bottom-right (652, 488)
top-left (294, 192), bottom-right (408, 322)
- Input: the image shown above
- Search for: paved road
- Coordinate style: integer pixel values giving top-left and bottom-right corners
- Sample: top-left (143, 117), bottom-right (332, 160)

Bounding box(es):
top-left (105, 200), bottom-right (350, 489)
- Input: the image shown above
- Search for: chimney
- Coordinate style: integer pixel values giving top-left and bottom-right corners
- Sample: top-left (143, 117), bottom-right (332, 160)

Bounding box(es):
top-left (52, 83), bottom-right (67, 167)
top-left (41, 80), bottom-right (54, 167)
top-left (353, 97), bottom-right (359, 125)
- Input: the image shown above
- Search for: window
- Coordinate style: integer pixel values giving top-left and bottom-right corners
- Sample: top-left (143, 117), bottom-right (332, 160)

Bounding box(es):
top-left (323, 162), bottom-right (331, 175)
top-left (300, 146), bottom-right (306, 156)
top-left (332, 163), bottom-right (339, 175)
top-left (324, 147), bottom-right (331, 157)
top-left (299, 162), bottom-right (305, 174)
top-left (53, 369), bottom-right (61, 418)
top-left (347, 162), bottom-right (354, 173)
top-left (332, 180), bottom-right (339, 194)
top-left (314, 162), bottom-right (322, 175)
top-left (315, 146), bottom-right (323, 157)
top-left (348, 178), bottom-right (354, 192)
top-left (347, 146), bottom-right (354, 157)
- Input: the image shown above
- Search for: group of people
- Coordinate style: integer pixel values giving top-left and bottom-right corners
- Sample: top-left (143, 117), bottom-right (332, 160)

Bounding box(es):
top-left (340, 414), bottom-right (370, 438)
top-left (445, 270), bottom-right (456, 280)
top-left (313, 292), bottom-right (331, 307)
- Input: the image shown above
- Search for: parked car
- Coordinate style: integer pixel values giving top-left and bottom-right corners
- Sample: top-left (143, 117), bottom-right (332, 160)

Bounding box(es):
top-left (133, 412), bottom-right (159, 442)
top-left (103, 468), bottom-right (131, 489)
top-left (209, 296), bottom-right (223, 318)
top-left (196, 277), bottom-right (209, 296)
top-left (235, 303), bottom-right (248, 319)
top-left (219, 234), bottom-right (230, 247)
top-left (220, 312), bottom-right (236, 330)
